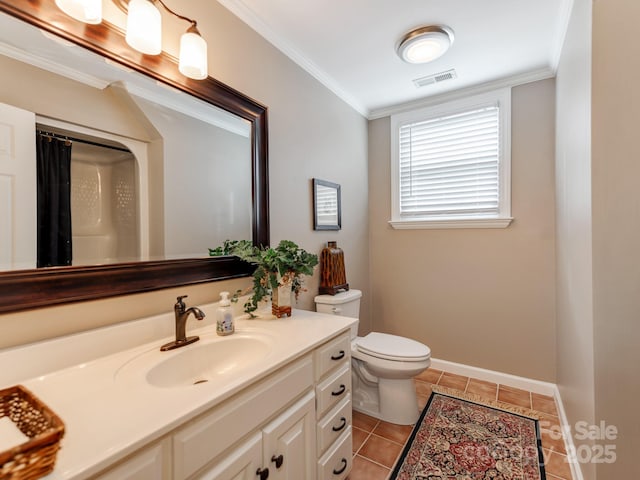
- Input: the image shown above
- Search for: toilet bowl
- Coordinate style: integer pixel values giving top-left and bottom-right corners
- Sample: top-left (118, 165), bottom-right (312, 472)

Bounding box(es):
top-left (315, 290), bottom-right (431, 425)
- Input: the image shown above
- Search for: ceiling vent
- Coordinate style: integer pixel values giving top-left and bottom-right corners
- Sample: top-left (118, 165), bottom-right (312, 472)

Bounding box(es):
top-left (413, 69), bottom-right (457, 88)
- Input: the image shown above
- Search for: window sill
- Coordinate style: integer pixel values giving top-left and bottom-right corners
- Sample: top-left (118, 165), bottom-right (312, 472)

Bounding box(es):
top-left (389, 217), bottom-right (513, 230)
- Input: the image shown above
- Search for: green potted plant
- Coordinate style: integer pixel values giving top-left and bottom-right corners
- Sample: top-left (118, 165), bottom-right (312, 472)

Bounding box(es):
top-left (209, 239), bottom-right (318, 318)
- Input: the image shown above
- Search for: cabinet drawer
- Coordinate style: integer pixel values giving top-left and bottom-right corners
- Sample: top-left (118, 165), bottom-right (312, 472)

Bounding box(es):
top-left (316, 363), bottom-right (350, 419)
top-left (317, 428), bottom-right (352, 480)
top-left (317, 394), bottom-right (352, 456)
top-left (173, 355), bottom-right (313, 480)
top-left (314, 332), bottom-right (351, 381)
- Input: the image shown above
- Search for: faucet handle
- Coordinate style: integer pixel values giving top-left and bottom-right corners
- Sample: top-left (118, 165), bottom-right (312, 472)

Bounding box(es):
top-left (175, 295), bottom-right (188, 310)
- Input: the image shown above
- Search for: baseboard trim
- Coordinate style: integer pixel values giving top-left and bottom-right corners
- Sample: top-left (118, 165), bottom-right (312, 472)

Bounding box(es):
top-left (430, 357), bottom-right (585, 480)
top-left (550, 383), bottom-right (585, 480)
top-left (430, 358), bottom-right (556, 396)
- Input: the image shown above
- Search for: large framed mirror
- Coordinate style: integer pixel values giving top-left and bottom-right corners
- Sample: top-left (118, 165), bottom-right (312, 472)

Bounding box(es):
top-left (0, 0), bottom-right (269, 313)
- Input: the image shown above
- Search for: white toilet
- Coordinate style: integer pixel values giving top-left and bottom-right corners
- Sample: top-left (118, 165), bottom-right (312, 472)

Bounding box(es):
top-left (314, 289), bottom-right (431, 425)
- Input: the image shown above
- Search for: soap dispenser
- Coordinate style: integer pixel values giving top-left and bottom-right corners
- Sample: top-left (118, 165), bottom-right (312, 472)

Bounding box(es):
top-left (216, 291), bottom-right (234, 336)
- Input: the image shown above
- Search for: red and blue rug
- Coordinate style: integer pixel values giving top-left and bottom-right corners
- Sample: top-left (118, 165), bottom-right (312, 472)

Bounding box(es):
top-left (390, 387), bottom-right (546, 480)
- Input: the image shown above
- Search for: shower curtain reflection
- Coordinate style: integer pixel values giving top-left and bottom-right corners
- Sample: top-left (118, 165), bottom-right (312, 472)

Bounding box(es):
top-left (36, 133), bottom-right (72, 268)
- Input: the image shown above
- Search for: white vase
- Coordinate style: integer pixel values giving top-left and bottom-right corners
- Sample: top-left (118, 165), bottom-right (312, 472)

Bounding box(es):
top-left (254, 297), bottom-right (274, 319)
top-left (272, 274), bottom-right (292, 318)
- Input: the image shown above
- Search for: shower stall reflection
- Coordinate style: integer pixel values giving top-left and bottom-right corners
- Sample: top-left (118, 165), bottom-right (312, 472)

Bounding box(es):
top-left (37, 130), bottom-right (139, 267)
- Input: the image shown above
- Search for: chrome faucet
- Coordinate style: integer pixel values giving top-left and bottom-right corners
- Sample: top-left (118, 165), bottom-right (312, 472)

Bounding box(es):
top-left (160, 295), bottom-right (206, 351)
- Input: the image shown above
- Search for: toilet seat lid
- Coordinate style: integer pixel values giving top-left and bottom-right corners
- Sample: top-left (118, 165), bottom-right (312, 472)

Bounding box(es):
top-left (355, 332), bottom-right (431, 362)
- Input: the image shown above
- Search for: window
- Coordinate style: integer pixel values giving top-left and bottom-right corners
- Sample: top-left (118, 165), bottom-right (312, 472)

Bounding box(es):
top-left (390, 89), bottom-right (512, 229)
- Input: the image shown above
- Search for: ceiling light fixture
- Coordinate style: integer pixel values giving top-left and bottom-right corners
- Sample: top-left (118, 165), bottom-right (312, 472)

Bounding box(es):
top-left (54, 0), bottom-right (208, 80)
top-left (397, 25), bottom-right (454, 64)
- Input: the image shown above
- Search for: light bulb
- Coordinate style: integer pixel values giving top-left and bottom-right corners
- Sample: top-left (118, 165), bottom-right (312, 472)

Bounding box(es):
top-left (55, 0), bottom-right (102, 24)
top-left (126, 0), bottom-right (162, 55)
top-left (179, 26), bottom-right (208, 80)
top-left (405, 38), bottom-right (447, 63)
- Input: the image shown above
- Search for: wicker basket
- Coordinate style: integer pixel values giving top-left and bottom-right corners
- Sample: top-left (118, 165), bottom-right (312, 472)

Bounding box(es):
top-left (0, 385), bottom-right (65, 480)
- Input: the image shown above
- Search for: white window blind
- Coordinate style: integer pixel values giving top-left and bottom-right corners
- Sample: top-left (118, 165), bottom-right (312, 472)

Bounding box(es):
top-left (398, 105), bottom-right (500, 218)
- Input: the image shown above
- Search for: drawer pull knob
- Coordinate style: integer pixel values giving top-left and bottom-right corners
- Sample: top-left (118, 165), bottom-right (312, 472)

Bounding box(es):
top-left (331, 350), bottom-right (345, 361)
top-left (332, 416), bottom-right (347, 432)
top-left (271, 454), bottom-right (284, 469)
top-left (256, 467), bottom-right (269, 480)
top-left (333, 458), bottom-right (348, 475)
top-left (331, 384), bottom-right (346, 396)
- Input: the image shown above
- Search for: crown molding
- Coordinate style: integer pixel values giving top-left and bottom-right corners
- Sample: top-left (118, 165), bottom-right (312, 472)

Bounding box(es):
top-left (122, 82), bottom-right (251, 137)
top-left (0, 40), bottom-right (109, 89)
top-left (550, 0), bottom-right (576, 72)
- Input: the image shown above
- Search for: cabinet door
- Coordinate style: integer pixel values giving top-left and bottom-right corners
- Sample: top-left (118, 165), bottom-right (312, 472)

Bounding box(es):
top-left (262, 391), bottom-right (316, 480)
top-left (195, 433), bottom-right (262, 480)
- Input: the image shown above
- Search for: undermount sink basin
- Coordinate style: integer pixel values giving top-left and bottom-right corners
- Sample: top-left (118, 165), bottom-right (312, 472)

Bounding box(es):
top-left (116, 333), bottom-right (274, 388)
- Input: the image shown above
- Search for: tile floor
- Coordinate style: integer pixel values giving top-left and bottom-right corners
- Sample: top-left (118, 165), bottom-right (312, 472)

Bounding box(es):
top-left (346, 368), bottom-right (574, 480)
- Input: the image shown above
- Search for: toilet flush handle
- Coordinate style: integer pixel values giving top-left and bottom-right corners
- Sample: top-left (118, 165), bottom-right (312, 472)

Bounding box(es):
top-left (331, 307), bottom-right (342, 315)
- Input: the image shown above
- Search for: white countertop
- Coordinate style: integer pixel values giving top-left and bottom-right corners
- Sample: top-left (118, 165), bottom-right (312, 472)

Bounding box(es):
top-left (0, 305), bottom-right (356, 479)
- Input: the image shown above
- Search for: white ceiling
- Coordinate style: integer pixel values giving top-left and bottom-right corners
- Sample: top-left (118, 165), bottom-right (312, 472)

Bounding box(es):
top-left (218, 0), bottom-right (574, 118)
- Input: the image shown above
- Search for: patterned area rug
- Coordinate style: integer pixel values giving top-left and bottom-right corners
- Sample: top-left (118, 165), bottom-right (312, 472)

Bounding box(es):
top-left (390, 387), bottom-right (546, 480)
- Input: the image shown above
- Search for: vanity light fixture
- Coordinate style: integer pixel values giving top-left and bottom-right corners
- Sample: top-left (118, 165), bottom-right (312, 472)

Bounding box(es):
top-left (397, 25), bottom-right (454, 64)
top-left (125, 0), bottom-right (162, 55)
top-left (54, 0), bottom-right (208, 80)
top-left (54, 0), bottom-right (102, 24)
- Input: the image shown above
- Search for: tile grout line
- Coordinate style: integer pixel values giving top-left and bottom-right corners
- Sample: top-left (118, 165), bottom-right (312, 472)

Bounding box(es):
top-left (354, 453), bottom-right (392, 473)
top-left (352, 417), bottom-right (380, 457)
top-left (352, 427), bottom-right (374, 457)
top-left (366, 431), bottom-right (409, 448)
top-left (352, 435), bottom-right (368, 457)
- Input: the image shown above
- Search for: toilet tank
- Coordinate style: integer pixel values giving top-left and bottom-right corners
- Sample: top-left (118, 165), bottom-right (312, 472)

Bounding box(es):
top-left (314, 289), bottom-right (362, 318)
top-left (315, 289), bottom-right (362, 339)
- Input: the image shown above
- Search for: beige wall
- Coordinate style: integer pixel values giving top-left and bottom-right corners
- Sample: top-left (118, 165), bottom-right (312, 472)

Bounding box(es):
top-left (133, 98), bottom-right (253, 255)
top-left (189, 1), bottom-right (370, 323)
top-left (0, 56), bottom-right (150, 141)
top-left (555, 0), bottom-right (596, 479)
top-left (592, 0), bottom-right (640, 477)
top-left (368, 79), bottom-right (557, 381)
top-left (0, 2), bottom-right (369, 347)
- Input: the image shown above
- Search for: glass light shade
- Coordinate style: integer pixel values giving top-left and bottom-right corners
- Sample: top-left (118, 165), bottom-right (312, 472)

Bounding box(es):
top-left (397, 26), bottom-right (454, 64)
top-left (179, 30), bottom-right (208, 80)
top-left (126, 0), bottom-right (162, 55)
top-left (55, 0), bottom-right (102, 24)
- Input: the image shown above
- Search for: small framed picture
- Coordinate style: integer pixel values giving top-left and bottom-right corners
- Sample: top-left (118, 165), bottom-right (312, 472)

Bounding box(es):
top-left (313, 178), bottom-right (341, 230)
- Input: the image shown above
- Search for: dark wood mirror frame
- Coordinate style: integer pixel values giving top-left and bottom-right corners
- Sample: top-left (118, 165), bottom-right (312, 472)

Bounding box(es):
top-left (0, 0), bottom-right (269, 313)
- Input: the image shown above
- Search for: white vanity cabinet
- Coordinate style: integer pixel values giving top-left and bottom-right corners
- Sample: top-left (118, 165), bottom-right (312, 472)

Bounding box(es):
top-left (80, 327), bottom-right (354, 480)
